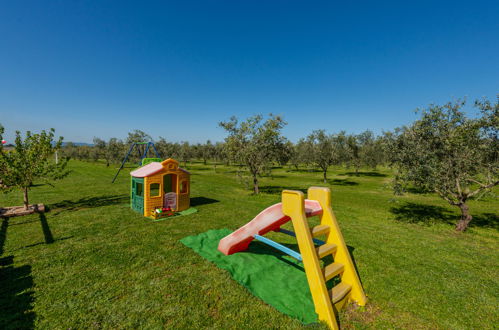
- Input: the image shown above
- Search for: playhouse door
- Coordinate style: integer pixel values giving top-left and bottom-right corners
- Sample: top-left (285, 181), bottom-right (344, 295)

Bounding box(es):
top-left (131, 177), bottom-right (144, 214)
top-left (164, 192), bottom-right (177, 210)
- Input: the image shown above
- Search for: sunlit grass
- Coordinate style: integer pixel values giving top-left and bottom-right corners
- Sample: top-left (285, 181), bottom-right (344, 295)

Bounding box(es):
top-left (0, 160), bottom-right (497, 328)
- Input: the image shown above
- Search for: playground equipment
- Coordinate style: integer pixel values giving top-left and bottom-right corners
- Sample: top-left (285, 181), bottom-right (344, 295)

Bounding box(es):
top-left (218, 187), bottom-right (367, 329)
top-left (111, 141), bottom-right (161, 183)
top-left (130, 158), bottom-right (191, 218)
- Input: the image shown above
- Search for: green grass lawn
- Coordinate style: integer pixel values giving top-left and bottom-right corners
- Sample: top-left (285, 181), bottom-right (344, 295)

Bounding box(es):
top-left (1, 160), bottom-right (498, 329)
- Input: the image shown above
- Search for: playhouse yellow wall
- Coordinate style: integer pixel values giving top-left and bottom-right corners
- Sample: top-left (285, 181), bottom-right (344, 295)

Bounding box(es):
top-left (142, 164), bottom-right (190, 217)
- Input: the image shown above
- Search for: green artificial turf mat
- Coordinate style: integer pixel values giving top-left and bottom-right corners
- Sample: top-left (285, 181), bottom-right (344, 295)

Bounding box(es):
top-left (180, 229), bottom-right (319, 324)
top-left (152, 207), bottom-right (198, 222)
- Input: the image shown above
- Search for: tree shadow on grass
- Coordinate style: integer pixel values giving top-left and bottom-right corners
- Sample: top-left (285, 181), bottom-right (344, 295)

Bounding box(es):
top-left (472, 213), bottom-right (499, 230)
top-left (260, 174), bottom-right (288, 179)
top-left (190, 197), bottom-right (220, 207)
top-left (29, 183), bottom-right (46, 187)
top-left (390, 202), bottom-right (499, 229)
top-left (390, 202), bottom-right (456, 226)
top-left (0, 218), bottom-right (35, 329)
top-left (329, 178), bottom-right (359, 186)
top-left (286, 168), bottom-right (322, 173)
top-left (48, 194), bottom-right (129, 215)
top-left (341, 171), bottom-right (387, 177)
top-left (258, 186), bottom-right (307, 195)
top-left (190, 166), bottom-right (212, 171)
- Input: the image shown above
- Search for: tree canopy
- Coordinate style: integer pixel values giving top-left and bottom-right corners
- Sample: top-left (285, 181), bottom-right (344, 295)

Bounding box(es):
top-left (387, 98), bottom-right (498, 231)
top-left (126, 130), bottom-right (152, 144)
top-left (219, 114), bottom-right (287, 194)
top-left (305, 130), bottom-right (336, 183)
top-left (0, 127), bottom-right (69, 209)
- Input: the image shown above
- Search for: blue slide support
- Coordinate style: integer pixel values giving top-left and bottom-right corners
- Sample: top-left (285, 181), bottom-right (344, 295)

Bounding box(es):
top-left (278, 228), bottom-right (326, 245)
top-left (253, 234), bottom-right (303, 261)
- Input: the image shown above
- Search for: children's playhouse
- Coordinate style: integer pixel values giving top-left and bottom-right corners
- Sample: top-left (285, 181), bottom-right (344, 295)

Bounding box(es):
top-left (130, 158), bottom-right (190, 218)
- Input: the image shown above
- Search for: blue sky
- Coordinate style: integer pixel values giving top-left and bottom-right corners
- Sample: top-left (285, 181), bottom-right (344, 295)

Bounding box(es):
top-left (0, 1), bottom-right (498, 144)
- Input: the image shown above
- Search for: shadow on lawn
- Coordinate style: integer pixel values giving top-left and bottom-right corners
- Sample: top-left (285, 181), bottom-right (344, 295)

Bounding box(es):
top-left (12, 213), bottom-right (72, 250)
top-left (190, 197), bottom-right (220, 207)
top-left (39, 213), bottom-right (54, 244)
top-left (286, 168), bottom-right (322, 173)
top-left (329, 178), bottom-right (359, 186)
top-left (48, 194), bottom-right (129, 215)
top-left (390, 202), bottom-right (455, 226)
top-left (190, 166), bottom-right (212, 171)
top-left (258, 186), bottom-right (307, 195)
top-left (0, 218), bottom-right (36, 329)
top-left (471, 213), bottom-right (499, 230)
top-left (390, 202), bottom-right (499, 229)
top-left (341, 171), bottom-right (387, 177)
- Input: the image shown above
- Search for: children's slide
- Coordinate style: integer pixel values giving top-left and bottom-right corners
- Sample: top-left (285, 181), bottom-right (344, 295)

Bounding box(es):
top-left (218, 200), bottom-right (322, 255)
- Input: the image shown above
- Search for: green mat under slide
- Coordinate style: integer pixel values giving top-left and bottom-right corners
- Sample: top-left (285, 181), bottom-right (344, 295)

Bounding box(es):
top-left (152, 207), bottom-right (197, 222)
top-left (180, 229), bottom-right (319, 324)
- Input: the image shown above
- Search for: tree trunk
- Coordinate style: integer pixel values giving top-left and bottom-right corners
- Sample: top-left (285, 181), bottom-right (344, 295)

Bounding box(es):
top-left (323, 169), bottom-right (327, 183)
top-left (253, 175), bottom-right (259, 194)
top-left (455, 203), bottom-right (473, 232)
top-left (23, 187), bottom-right (29, 210)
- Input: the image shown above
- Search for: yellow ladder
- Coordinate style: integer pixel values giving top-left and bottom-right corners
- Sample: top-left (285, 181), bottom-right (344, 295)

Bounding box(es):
top-left (281, 187), bottom-right (367, 329)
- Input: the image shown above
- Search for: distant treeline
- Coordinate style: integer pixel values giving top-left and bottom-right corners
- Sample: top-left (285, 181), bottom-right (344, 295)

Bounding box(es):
top-left (60, 129), bottom-right (389, 172)
top-left (5, 96), bottom-right (497, 232)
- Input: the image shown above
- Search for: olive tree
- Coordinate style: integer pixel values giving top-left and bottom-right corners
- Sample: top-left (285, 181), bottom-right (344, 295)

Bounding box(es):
top-left (346, 134), bottom-right (361, 174)
top-left (219, 114), bottom-right (287, 194)
top-left (213, 142), bottom-right (225, 171)
top-left (276, 140), bottom-right (294, 166)
top-left (306, 130), bottom-right (336, 183)
top-left (290, 138), bottom-right (314, 171)
top-left (0, 127), bottom-right (69, 209)
top-left (178, 141), bottom-right (192, 167)
top-left (358, 130), bottom-right (384, 170)
top-left (107, 138), bottom-right (125, 164)
top-left (388, 98), bottom-right (498, 232)
top-left (93, 137), bottom-right (107, 164)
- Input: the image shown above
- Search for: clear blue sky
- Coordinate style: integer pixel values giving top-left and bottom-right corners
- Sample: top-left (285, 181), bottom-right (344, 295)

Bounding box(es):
top-left (1, 1), bottom-right (498, 144)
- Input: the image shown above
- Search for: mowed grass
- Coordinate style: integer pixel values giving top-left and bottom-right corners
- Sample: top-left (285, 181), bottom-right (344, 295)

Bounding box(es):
top-left (1, 160), bottom-right (498, 329)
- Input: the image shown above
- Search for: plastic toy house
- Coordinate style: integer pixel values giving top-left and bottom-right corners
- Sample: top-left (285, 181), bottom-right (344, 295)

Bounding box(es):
top-left (130, 158), bottom-right (190, 218)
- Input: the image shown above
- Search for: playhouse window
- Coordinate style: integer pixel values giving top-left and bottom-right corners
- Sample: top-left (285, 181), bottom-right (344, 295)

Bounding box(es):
top-left (136, 182), bottom-right (143, 196)
top-left (150, 183), bottom-right (160, 197)
top-left (180, 181), bottom-right (189, 194)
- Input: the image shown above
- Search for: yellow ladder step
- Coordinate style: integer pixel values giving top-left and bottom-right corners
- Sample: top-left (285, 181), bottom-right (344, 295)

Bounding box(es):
top-left (311, 225), bottom-right (330, 237)
top-left (323, 262), bottom-right (344, 282)
top-left (331, 282), bottom-right (352, 304)
top-left (316, 243), bottom-right (337, 259)
top-left (281, 187), bottom-right (368, 330)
